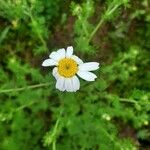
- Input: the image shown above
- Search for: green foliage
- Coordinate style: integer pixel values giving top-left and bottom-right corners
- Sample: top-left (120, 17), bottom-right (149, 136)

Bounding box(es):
top-left (71, 0), bottom-right (95, 53)
top-left (0, 0), bottom-right (150, 150)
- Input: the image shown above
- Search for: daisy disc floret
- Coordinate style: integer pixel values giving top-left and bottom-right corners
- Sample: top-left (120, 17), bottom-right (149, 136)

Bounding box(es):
top-left (42, 46), bottom-right (99, 92)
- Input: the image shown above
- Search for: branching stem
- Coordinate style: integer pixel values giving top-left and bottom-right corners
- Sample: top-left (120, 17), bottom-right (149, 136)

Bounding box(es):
top-left (88, 17), bottom-right (105, 43)
top-left (88, 4), bottom-right (120, 43)
top-left (0, 82), bottom-right (51, 94)
top-left (119, 98), bottom-right (138, 104)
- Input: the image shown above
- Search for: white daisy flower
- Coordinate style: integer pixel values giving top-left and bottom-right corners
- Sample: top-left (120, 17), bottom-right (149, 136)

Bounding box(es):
top-left (42, 46), bottom-right (99, 92)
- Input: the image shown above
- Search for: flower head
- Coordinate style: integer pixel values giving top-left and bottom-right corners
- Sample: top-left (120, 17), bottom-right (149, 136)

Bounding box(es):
top-left (42, 46), bottom-right (99, 92)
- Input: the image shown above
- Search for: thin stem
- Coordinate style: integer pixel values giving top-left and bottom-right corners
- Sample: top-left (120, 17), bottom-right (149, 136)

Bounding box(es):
top-left (16, 101), bottom-right (38, 111)
top-left (119, 98), bottom-right (138, 104)
top-left (100, 125), bottom-right (122, 149)
top-left (88, 17), bottom-right (105, 43)
top-left (106, 4), bottom-right (119, 16)
top-left (30, 15), bottom-right (48, 50)
top-left (120, 98), bottom-right (150, 105)
top-left (51, 109), bottom-right (63, 150)
top-left (103, 94), bottom-right (146, 105)
top-left (88, 4), bottom-right (120, 43)
top-left (0, 82), bottom-right (52, 94)
top-left (78, 16), bottom-right (89, 36)
top-left (52, 140), bottom-right (56, 150)
top-left (0, 26), bottom-right (10, 46)
top-left (24, 9), bottom-right (48, 51)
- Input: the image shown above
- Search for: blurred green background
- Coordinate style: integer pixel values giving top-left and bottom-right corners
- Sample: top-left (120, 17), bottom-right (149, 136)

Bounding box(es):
top-left (0, 0), bottom-right (150, 150)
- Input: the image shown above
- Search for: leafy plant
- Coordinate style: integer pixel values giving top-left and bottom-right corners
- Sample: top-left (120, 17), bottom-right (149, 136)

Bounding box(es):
top-left (0, 0), bottom-right (149, 150)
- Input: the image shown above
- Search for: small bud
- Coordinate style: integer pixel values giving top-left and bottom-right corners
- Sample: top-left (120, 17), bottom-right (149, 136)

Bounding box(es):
top-left (132, 49), bottom-right (138, 55)
top-left (142, 95), bottom-right (148, 101)
top-left (30, 0), bottom-right (35, 4)
top-left (15, 0), bottom-right (21, 5)
top-left (73, 5), bottom-right (82, 16)
top-left (12, 20), bottom-right (18, 28)
top-left (102, 113), bottom-right (111, 121)
top-left (143, 120), bottom-right (149, 126)
top-left (10, 58), bottom-right (16, 63)
top-left (132, 66), bottom-right (137, 71)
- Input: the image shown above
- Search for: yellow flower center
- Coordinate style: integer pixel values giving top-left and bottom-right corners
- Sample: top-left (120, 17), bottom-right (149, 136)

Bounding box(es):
top-left (58, 58), bottom-right (78, 78)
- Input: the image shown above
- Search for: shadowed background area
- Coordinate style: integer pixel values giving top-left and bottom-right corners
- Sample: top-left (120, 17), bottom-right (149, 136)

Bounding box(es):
top-left (0, 0), bottom-right (150, 150)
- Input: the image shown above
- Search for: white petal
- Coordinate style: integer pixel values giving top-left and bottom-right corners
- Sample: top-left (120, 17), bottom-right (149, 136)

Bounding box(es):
top-left (57, 48), bottom-right (66, 58)
top-left (66, 46), bottom-right (73, 57)
top-left (79, 62), bottom-right (99, 71)
top-left (42, 59), bottom-right (57, 67)
top-left (56, 77), bottom-right (65, 91)
top-left (64, 78), bottom-right (74, 92)
top-left (77, 71), bottom-right (97, 81)
top-left (71, 55), bottom-right (83, 64)
top-left (72, 76), bottom-right (80, 92)
top-left (52, 67), bottom-right (59, 80)
top-left (49, 48), bottom-right (65, 61)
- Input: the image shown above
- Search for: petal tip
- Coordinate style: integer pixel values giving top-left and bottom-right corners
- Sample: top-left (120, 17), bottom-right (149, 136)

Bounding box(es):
top-left (42, 61), bottom-right (47, 67)
top-left (66, 46), bottom-right (74, 57)
top-left (42, 62), bottom-right (44, 66)
top-left (67, 46), bottom-right (73, 49)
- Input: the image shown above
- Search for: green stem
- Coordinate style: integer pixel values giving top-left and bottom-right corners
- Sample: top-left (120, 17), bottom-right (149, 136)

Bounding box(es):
top-left (106, 4), bottom-right (119, 16)
top-left (88, 17), bottom-right (105, 43)
top-left (0, 82), bottom-right (51, 94)
top-left (120, 98), bottom-right (150, 105)
top-left (88, 4), bottom-right (120, 43)
top-left (51, 109), bottom-right (63, 150)
top-left (30, 15), bottom-right (48, 50)
top-left (24, 10), bottom-right (48, 51)
top-left (100, 125), bottom-right (122, 149)
top-left (52, 140), bottom-right (56, 150)
top-left (79, 16), bottom-right (89, 36)
top-left (15, 100), bottom-right (44, 112)
top-left (0, 26), bottom-right (10, 46)
top-left (119, 98), bottom-right (138, 104)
